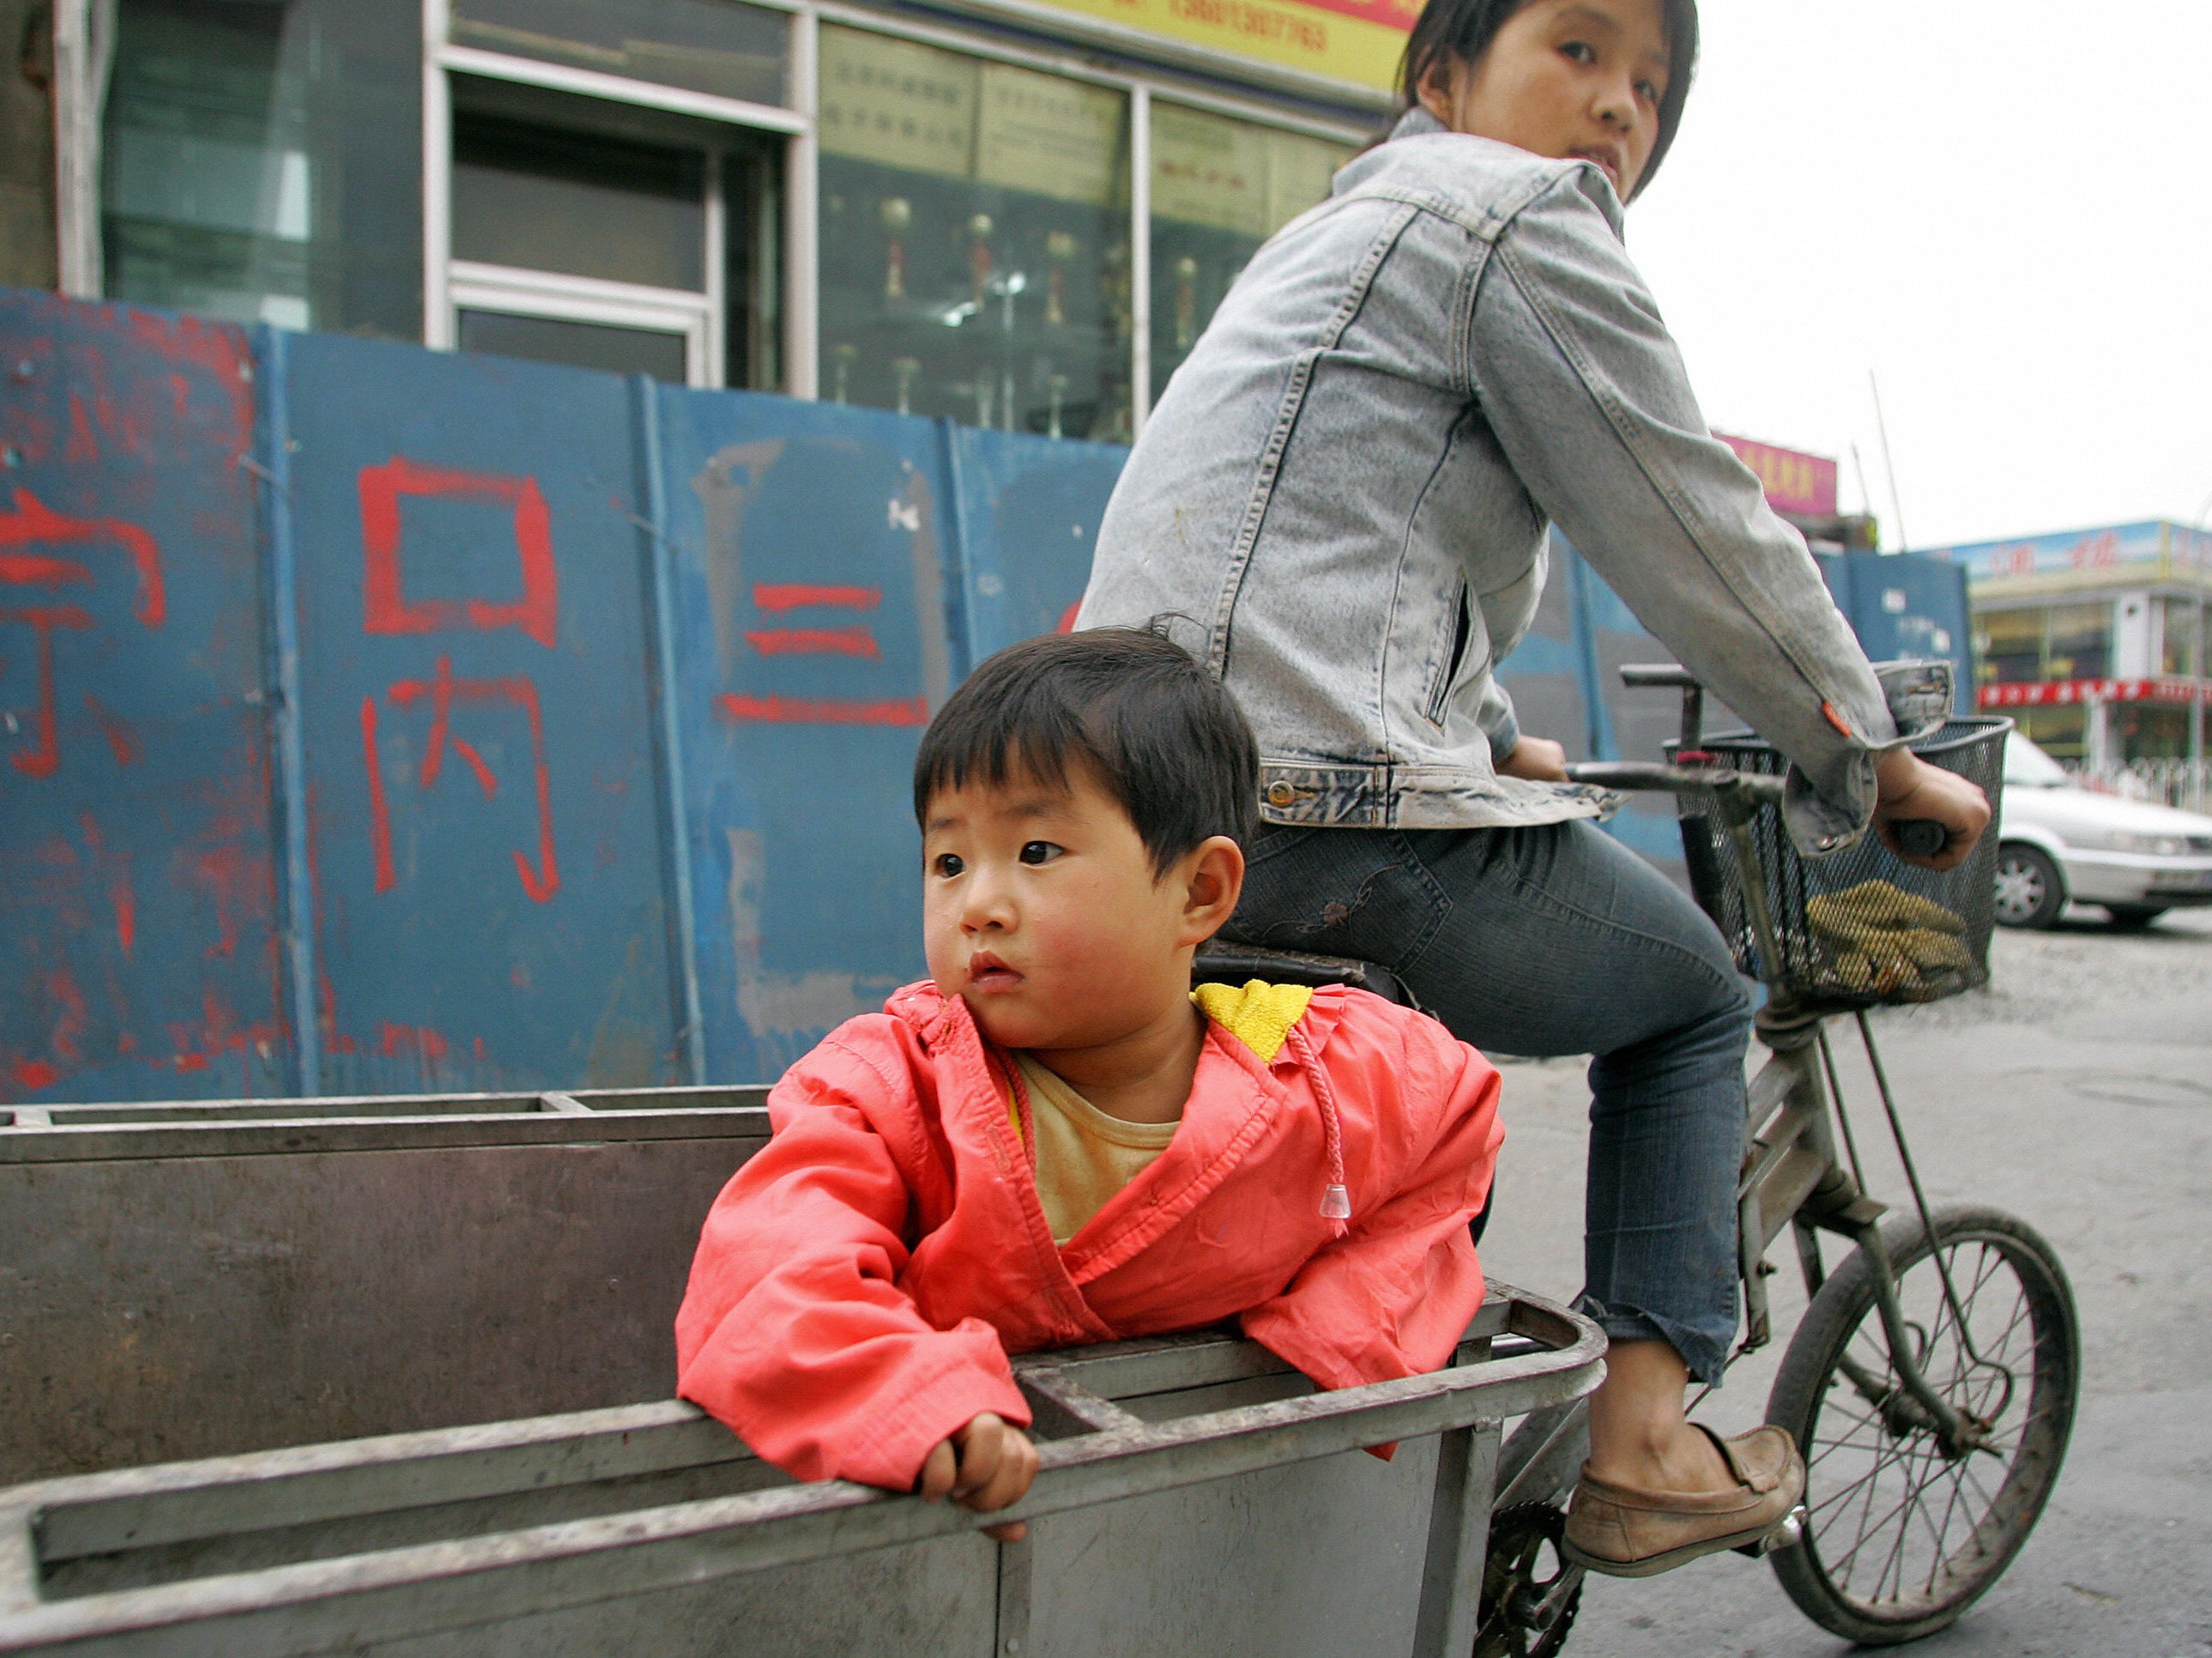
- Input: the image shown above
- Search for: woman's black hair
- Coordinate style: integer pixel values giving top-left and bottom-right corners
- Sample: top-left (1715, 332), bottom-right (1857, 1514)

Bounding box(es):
top-left (1397, 0), bottom-right (1699, 199)
top-left (914, 628), bottom-right (1260, 874)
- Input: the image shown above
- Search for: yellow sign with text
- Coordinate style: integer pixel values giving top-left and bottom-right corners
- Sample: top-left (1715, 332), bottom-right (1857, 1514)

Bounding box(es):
top-left (1034, 0), bottom-right (1417, 94)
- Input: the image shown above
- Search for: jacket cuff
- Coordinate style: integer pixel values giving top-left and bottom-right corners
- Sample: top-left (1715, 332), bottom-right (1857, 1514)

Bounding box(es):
top-left (1785, 661), bottom-right (1950, 859)
top-left (840, 1350), bottom-right (1034, 1494)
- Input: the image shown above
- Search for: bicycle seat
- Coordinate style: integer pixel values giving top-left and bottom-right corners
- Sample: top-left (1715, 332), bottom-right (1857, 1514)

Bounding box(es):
top-left (1192, 941), bottom-right (1417, 1009)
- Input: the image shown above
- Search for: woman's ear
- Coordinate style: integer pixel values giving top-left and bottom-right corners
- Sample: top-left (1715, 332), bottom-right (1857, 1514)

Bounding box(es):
top-left (1415, 55), bottom-right (1460, 127)
top-left (1177, 836), bottom-right (1246, 947)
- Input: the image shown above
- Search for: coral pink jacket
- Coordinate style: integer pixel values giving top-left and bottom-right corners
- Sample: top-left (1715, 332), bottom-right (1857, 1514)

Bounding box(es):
top-left (674, 980), bottom-right (1503, 1492)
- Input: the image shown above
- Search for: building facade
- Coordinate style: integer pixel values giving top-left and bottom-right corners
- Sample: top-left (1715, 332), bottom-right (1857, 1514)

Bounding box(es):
top-left (1933, 520), bottom-right (2210, 796)
top-left (14, 0), bottom-right (1405, 441)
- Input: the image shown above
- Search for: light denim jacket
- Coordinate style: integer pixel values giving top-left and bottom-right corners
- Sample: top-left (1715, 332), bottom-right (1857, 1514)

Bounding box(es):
top-left (1079, 107), bottom-right (1907, 852)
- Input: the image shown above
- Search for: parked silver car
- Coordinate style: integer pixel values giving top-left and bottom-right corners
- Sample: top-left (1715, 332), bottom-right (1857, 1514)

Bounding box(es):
top-left (1993, 733), bottom-right (2212, 929)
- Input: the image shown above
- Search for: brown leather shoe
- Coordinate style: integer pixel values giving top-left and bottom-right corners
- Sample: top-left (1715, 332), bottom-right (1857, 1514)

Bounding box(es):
top-left (1561, 1424), bottom-right (1807, 1578)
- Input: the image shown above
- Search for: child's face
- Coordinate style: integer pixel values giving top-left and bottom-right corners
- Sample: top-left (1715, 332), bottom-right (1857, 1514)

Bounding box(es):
top-left (1422, 0), bottom-right (1670, 201)
top-left (921, 761), bottom-right (1241, 1055)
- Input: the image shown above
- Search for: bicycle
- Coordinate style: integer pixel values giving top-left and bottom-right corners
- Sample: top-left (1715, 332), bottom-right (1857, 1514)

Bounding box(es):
top-left (1197, 661), bottom-right (2080, 1654)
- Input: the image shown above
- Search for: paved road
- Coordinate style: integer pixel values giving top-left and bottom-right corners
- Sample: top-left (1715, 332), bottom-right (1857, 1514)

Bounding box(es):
top-left (1478, 905), bottom-right (2212, 1657)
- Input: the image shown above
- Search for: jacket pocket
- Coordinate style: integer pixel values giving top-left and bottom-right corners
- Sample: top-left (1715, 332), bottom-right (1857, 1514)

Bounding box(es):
top-left (1423, 579), bottom-right (1474, 727)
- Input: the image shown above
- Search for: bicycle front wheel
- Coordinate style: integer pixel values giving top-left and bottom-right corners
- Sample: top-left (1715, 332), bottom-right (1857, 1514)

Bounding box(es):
top-left (1766, 1205), bottom-right (2079, 1645)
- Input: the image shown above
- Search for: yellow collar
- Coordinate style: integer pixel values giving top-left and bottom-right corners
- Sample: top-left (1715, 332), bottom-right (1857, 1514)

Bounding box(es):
top-left (1190, 979), bottom-right (1315, 1065)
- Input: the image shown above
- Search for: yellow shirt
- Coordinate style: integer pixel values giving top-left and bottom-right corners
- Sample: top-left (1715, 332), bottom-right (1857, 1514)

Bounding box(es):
top-left (1012, 1053), bottom-right (1179, 1245)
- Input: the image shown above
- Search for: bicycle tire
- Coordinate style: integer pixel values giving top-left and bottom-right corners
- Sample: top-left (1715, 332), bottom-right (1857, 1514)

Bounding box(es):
top-left (1766, 1205), bottom-right (2079, 1645)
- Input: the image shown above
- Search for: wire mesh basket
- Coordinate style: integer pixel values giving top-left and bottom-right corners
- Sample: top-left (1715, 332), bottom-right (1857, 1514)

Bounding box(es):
top-left (1674, 717), bottom-right (2011, 1011)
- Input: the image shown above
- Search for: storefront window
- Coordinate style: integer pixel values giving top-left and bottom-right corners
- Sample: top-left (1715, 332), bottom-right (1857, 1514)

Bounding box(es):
top-left (817, 27), bottom-right (1131, 439)
top-left (2015, 705), bottom-right (2087, 761)
top-left (454, 112), bottom-right (704, 291)
top-left (450, 0), bottom-right (789, 109)
top-left (1147, 101), bottom-right (1351, 402)
top-left (2162, 596), bottom-right (2204, 677)
top-left (2045, 602), bottom-right (2111, 681)
top-left (102, 0), bottom-right (421, 340)
top-left (1974, 608), bottom-right (2045, 686)
top-left (443, 86), bottom-right (782, 389)
top-left (2112, 703), bottom-right (2192, 761)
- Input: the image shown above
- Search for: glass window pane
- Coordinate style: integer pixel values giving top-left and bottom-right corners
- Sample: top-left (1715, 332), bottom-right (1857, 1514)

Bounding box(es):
top-left (103, 0), bottom-right (422, 340)
top-left (817, 26), bottom-right (1132, 440)
top-left (723, 137), bottom-right (783, 392)
top-left (2161, 596), bottom-right (2202, 677)
top-left (458, 308), bottom-right (690, 379)
top-left (1148, 102), bottom-right (1352, 401)
top-left (2016, 704), bottom-right (2087, 761)
top-left (450, 0), bottom-right (789, 108)
top-left (1974, 607), bottom-right (2045, 685)
top-left (452, 110), bottom-right (704, 291)
top-left (2046, 602), bottom-right (2110, 681)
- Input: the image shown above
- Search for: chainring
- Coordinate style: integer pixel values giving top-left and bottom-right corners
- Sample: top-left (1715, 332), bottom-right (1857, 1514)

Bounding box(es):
top-left (1473, 1503), bottom-right (1584, 1658)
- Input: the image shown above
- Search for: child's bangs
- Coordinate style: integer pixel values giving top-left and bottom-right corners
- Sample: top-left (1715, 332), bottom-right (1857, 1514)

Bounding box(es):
top-left (915, 691), bottom-right (1097, 814)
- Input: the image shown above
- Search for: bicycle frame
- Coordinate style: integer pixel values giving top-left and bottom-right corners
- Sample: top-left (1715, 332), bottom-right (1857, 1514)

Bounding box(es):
top-left (1496, 724), bottom-right (1986, 1525)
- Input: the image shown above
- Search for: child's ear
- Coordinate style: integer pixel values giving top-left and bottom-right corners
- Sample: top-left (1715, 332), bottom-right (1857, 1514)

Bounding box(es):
top-left (1177, 836), bottom-right (1246, 946)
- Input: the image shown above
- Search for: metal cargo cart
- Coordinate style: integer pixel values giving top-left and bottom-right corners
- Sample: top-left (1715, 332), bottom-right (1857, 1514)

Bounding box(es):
top-left (0, 1086), bottom-right (1601, 1656)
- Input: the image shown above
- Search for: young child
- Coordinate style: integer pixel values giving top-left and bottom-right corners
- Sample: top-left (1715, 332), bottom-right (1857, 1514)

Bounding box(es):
top-left (674, 629), bottom-right (1504, 1535)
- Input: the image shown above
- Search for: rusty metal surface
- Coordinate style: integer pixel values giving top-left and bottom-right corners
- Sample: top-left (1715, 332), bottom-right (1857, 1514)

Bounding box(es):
top-left (281, 334), bottom-right (688, 1096)
top-left (0, 1289), bottom-right (1601, 1657)
top-left (0, 1086), bottom-right (765, 1485)
top-left (0, 292), bottom-right (287, 1101)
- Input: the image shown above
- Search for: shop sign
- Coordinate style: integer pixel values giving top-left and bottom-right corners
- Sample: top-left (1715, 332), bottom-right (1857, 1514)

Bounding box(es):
top-left (1715, 433), bottom-right (1836, 519)
top-left (1932, 521), bottom-right (2212, 584)
top-left (819, 30), bottom-right (1128, 209)
top-left (1150, 103), bottom-right (1349, 236)
top-left (1978, 677), bottom-right (2207, 708)
top-left (976, 64), bottom-right (1128, 207)
top-left (819, 30), bottom-right (978, 182)
top-left (1029, 0), bottom-right (1418, 95)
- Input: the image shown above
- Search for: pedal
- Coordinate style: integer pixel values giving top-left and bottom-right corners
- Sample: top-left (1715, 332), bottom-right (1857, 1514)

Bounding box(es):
top-left (1732, 1504), bottom-right (1808, 1558)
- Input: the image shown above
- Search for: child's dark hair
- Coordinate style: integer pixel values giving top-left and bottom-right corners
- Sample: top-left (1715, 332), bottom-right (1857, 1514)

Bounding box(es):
top-left (1398, 0), bottom-right (1699, 199)
top-left (914, 629), bottom-right (1259, 875)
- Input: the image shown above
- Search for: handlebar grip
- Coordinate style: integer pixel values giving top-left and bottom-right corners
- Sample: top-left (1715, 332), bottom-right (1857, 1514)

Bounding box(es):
top-left (1893, 820), bottom-right (1949, 860)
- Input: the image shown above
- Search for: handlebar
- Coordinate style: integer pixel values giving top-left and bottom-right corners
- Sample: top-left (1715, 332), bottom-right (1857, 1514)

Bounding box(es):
top-left (1564, 762), bottom-right (1954, 860)
top-left (1563, 759), bottom-right (1783, 802)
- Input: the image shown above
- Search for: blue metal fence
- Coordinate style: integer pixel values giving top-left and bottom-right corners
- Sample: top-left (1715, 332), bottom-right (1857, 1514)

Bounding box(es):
top-left (0, 287), bottom-right (1966, 1101)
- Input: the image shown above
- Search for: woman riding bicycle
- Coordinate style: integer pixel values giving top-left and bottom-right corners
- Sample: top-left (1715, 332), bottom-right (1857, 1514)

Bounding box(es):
top-left (1077, 0), bottom-right (1991, 1577)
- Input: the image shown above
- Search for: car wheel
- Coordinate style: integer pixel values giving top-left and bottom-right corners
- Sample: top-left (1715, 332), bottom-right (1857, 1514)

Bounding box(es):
top-left (2104, 905), bottom-right (2170, 930)
top-left (1993, 844), bottom-right (2065, 929)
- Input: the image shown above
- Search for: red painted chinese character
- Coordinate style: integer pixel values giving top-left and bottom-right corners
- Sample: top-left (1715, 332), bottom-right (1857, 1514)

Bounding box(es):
top-left (362, 656), bottom-right (559, 903)
top-left (1, 488), bottom-right (163, 778)
top-left (358, 457), bottom-right (558, 647)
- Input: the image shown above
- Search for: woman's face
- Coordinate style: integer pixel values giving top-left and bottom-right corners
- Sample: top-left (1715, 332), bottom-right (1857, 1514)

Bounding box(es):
top-left (1421, 0), bottom-right (1671, 201)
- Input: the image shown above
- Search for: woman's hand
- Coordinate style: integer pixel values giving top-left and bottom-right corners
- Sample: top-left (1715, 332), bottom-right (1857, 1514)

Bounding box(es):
top-left (1498, 735), bottom-right (1570, 782)
top-left (916, 1413), bottom-right (1038, 1541)
top-left (1871, 749), bottom-right (1991, 871)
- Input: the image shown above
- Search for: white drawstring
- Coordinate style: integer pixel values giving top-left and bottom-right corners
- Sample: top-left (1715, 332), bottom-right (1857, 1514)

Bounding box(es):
top-left (1285, 1024), bottom-right (1351, 1234)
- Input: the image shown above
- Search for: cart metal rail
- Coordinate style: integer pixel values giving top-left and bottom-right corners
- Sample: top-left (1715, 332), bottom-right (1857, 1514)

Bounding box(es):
top-left (0, 1291), bottom-right (1600, 1658)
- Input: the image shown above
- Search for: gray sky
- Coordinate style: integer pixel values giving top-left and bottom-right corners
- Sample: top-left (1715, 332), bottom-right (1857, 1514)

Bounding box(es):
top-left (1629, 0), bottom-right (2212, 550)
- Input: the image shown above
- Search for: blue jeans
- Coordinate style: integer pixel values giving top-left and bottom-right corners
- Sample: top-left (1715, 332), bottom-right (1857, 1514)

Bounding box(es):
top-left (1221, 819), bottom-right (1750, 1384)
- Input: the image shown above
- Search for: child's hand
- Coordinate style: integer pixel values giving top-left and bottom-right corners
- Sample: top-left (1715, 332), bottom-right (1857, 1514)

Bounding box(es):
top-left (916, 1413), bottom-right (1039, 1541)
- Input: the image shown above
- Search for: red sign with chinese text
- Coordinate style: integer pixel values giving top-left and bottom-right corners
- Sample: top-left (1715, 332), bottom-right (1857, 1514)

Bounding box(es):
top-left (1717, 433), bottom-right (1839, 520)
top-left (1978, 678), bottom-right (2207, 708)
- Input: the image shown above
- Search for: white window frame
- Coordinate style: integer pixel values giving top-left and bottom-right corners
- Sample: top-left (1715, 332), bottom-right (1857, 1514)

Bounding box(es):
top-left (423, 0), bottom-right (805, 388)
top-left (449, 261), bottom-right (716, 384)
